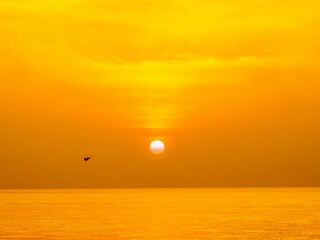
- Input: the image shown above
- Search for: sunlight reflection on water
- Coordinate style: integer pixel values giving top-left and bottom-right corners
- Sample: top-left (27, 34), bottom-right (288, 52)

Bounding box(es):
top-left (0, 188), bottom-right (320, 240)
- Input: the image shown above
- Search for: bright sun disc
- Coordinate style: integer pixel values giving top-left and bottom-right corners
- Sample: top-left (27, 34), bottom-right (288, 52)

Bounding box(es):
top-left (150, 140), bottom-right (165, 154)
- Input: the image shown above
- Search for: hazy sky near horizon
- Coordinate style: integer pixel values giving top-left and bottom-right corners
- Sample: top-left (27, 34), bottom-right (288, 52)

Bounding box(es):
top-left (1, 0), bottom-right (320, 188)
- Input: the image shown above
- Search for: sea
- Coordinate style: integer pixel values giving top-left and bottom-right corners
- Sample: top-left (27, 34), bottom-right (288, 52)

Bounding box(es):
top-left (0, 188), bottom-right (319, 239)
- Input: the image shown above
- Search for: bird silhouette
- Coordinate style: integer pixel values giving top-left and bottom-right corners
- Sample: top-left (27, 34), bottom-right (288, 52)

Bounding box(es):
top-left (84, 157), bottom-right (91, 161)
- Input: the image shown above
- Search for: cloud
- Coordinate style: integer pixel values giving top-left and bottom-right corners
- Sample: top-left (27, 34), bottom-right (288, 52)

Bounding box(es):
top-left (1, 0), bottom-right (320, 65)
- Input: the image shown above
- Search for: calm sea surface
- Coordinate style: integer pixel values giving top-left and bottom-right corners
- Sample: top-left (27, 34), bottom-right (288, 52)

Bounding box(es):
top-left (0, 188), bottom-right (319, 239)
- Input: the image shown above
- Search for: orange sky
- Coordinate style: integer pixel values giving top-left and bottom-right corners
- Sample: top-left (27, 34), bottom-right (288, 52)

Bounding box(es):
top-left (1, 0), bottom-right (320, 188)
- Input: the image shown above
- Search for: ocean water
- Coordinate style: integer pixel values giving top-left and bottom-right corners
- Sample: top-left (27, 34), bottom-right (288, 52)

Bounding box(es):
top-left (0, 188), bottom-right (319, 240)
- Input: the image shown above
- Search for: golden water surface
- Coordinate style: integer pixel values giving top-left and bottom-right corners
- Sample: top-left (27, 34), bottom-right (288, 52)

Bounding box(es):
top-left (0, 188), bottom-right (320, 239)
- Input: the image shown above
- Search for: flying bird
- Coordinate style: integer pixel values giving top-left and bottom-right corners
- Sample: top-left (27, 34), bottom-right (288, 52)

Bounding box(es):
top-left (84, 157), bottom-right (91, 161)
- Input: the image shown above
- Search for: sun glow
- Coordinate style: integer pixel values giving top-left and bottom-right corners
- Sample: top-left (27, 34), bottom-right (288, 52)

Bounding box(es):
top-left (150, 140), bottom-right (165, 154)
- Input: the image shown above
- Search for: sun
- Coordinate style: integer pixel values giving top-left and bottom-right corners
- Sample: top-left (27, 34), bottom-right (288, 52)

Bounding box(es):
top-left (150, 140), bottom-right (165, 154)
